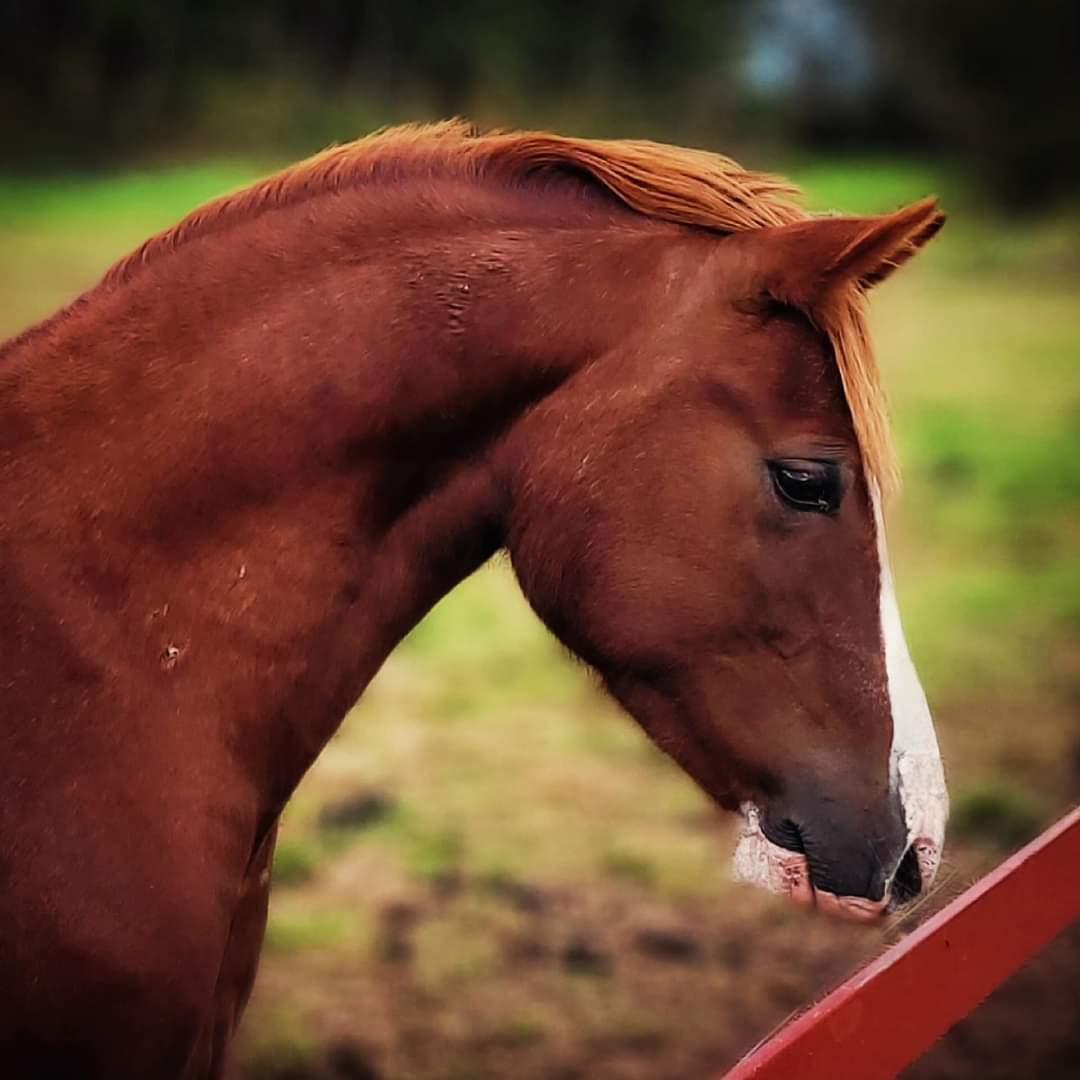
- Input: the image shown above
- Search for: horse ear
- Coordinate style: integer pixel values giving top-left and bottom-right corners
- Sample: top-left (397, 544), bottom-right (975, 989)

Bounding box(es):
top-left (755, 198), bottom-right (945, 310)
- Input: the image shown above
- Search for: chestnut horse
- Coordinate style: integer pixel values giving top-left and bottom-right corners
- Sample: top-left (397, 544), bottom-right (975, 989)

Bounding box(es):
top-left (0, 121), bottom-right (947, 1077)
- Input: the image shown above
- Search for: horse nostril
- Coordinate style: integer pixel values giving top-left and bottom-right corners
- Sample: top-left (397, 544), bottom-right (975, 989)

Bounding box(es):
top-left (891, 843), bottom-right (923, 906)
top-left (763, 816), bottom-right (805, 854)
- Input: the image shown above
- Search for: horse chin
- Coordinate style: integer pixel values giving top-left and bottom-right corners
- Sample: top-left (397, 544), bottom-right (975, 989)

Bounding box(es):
top-left (731, 802), bottom-right (892, 923)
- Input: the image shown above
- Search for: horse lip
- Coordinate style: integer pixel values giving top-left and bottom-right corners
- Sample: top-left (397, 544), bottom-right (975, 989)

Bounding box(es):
top-left (815, 888), bottom-right (890, 922)
top-left (774, 850), bottom-right (889, 921)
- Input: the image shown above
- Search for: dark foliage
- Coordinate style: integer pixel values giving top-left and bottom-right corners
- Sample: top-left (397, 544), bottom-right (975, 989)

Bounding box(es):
top-left (1, 2), bottom-right (1076, 205)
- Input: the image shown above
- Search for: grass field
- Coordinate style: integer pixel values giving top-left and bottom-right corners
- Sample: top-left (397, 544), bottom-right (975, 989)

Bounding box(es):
top-left (1, 155), bottom-right (1077, 1079)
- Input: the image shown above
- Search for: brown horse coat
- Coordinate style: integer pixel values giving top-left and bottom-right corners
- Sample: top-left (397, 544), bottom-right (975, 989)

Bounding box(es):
top-left (0, 122), bottom-right (946, 1077)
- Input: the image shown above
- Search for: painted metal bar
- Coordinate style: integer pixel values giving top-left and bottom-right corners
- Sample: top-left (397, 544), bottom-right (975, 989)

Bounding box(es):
top-left (724, 805), bottom-right (1080, 1080)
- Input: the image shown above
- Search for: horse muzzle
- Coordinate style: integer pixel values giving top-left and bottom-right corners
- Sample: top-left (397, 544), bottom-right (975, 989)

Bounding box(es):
top-left (732, 800), bottom-right (941, 921)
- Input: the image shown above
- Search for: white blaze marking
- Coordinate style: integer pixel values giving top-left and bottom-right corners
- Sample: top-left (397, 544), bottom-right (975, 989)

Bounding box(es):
top-left (873, 491), bottom-right (948, 885)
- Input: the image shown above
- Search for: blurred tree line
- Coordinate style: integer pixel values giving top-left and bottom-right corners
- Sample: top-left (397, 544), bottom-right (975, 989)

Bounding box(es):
top-left (2, 0), bottom-right (1077, 206)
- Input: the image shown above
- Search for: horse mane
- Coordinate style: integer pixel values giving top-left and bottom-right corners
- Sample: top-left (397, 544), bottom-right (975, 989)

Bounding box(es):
top-left (106, 119), bottom-right (896, 494)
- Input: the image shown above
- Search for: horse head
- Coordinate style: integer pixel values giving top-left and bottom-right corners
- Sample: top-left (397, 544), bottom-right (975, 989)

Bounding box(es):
top-left (500, 199), bottom-right (948, 919)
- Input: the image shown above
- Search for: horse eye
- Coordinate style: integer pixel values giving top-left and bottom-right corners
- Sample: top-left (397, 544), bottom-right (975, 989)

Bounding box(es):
top-left (768, 460), bottom-right (843, 514)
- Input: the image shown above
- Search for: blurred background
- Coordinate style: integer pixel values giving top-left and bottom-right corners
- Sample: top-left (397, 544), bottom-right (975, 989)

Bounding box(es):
top-left (2, 2), bottom-right (1078, 1077)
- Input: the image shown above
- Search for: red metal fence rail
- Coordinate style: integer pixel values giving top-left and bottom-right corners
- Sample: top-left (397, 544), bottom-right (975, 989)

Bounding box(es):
top-left (724, 805), bottom-right (1080, 1080)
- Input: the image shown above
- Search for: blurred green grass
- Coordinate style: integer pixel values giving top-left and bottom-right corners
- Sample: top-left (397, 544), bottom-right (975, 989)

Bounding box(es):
top-left (1, 153), bottom-right (1077, 1079)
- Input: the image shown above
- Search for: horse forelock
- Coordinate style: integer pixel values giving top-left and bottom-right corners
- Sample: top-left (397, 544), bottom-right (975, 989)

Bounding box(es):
top-left (90, 119), bottom-right (895, 496)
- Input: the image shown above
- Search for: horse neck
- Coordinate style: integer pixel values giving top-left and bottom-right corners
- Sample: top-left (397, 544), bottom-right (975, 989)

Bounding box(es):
top-left (2, 185), bottom-right (689, 804)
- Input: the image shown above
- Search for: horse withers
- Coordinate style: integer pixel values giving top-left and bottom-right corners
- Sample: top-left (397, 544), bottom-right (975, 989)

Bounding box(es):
top-left (0, 122), bottom-right (947, 1077)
